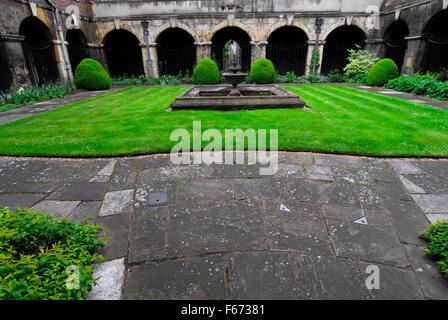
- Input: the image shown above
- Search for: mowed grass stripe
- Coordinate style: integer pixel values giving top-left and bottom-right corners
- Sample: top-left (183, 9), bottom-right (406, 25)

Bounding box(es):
top-left (292, 85), bottom-right (447, 132)
top-left (0, 85), bottom-right (447, 157)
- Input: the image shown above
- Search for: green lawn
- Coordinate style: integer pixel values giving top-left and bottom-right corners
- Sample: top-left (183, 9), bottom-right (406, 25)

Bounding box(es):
top-left (0, 85), bottom-right (447, 157)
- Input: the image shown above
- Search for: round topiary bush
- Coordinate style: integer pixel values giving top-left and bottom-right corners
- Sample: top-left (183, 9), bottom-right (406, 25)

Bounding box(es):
top-left (193, 58), bottom-right (220, 85)
top-left (249, 59), bottom-right (276, 84)
top-left (74, 58), bottom-right (111, 90)
top-left (367, 58), bottom-right (399, 87)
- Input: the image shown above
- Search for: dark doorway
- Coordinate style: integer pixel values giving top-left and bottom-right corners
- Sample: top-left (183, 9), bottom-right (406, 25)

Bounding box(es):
top-left (266, 26), bottom-right (308, 75)
top-left (321, 25), bottom-right (366, 75)
top-left (384, 20), bottom-right (408, 73)
top-left (104, 30), bottom-right (144, 78)
top-left (211, 27), bottom-right (251, 72)
top-left (19, 17), bottom-right (59, 86)
top-left (422, 10), bottom-right (448, 72)
top-left (0, 42), bottom-right (12, 92)
top-left (157, 28), bottom-right (196, 76)
top-left (67, 29), bottom-right (88, 73)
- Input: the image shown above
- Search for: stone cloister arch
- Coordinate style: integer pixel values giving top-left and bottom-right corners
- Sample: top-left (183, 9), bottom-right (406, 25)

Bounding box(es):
top-left (321, 25), bottom-right (366, 75)
top-left (384, 20), bottom-right (409, 73)
top-left (266, 26), bottom-right (309, 75)
top-left (19, 16), bottom-right (59, 86)
top-left (210, 26), bottom-right (252, 72)
top-left (66, 29), bottom-right (88, 73)
top-left (422, 10), bottom-right (448, 72)
top-left (156, 28), bottom-right (196, 76)
top-left (103, 29), bottom-right (144, 78)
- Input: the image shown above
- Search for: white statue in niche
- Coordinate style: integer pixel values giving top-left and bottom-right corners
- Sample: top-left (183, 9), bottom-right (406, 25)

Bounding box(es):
top-left (224, 39), bottom-right (241, 72)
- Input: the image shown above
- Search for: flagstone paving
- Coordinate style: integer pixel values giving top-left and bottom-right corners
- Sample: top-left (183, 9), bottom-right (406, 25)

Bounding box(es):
top-left (0, 152), bottom-right (447, 300)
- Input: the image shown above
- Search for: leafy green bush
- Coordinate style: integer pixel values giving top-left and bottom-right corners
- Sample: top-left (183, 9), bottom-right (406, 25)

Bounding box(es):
top-left (327, 69), bottom-right (347, 83)
top-left (347, 73), bottom-right (369, 85)
top-left (249, 59), bottom-right (276, 84)
top-left (367, 58), bottom-right (399, 87)
top-left (0, 81), bottom-right (76, 112)
top-left (273, 72), bottom-right (328, 84)
top-left (421, 220), bottom-right (448, 279)
top-left (344, 46), bottom-right (379, 78)
top-left (385, 75), bottom-right (448, 100)
top-left (275, 71), bottom-right (306, 84)
top-left (193, 58), bottom-right (220, 85)
top-left (74, 58), bottom-right (111, 90)
top-left (0, 207), bottom-right (106, 300)
top-left (112, 73), bottom-right (185, 86)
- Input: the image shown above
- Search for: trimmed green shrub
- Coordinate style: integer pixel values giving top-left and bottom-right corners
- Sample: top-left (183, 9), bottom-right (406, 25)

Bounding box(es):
top-left (249, 59), bottom-right (276, 84)
top-left (344, 46), bottom-right (379, 78)
top-left (421, 220), bottom-right (448, 279)
top-left (0, 207), bottom-right (106, 300)
top-left (193, 58), bottom-right (220, 85)
top-left (74, 58), bottom-right (111, 90)
top-left (367, 58), bottom-right (399, 87)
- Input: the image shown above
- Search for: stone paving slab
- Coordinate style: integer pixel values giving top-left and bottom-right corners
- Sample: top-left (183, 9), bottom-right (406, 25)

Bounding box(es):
top-left (0, 152), bottom-right (448, 299)
top-left (124, 255), bottom-right (227, 300)
top-left (305, 165), bottom-right (334, 181)
top-left (404, 244), bottom-right (448, 300)
top-left (328, 219), bottom-right (410, 268)
top-left (88, 258), bottom-right (125, 300)
top-left (47, 183), bottom-right (106, 201)
top-left (166, 201), bottom-right (268, 258)
top-left (264, 201), bottom-right (332, 255)
top-left (411, 194), bottom-right (448, 214)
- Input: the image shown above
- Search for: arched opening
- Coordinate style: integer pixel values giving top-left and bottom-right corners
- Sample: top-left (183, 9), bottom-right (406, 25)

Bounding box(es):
top-left (19, 17), bottom-right (59, 86)
top-left (321, 25), bottom-right (366, 75)
top-left (156, 28), bottom-right (196, 76)
top-left (266, 26), bottom-right (309, 75)
top-left (211, 27), bottom-right (251, 72)
top-left (422, 10), bottom-right (448, 72)
top-left (66, 29), bottom-right (88, 73)
top-left (0, 42), bottom-right (12, 92)
top-left (384, 20), bottom-right (409, 73)
top-left (104, 29), bottom-right (144, 78)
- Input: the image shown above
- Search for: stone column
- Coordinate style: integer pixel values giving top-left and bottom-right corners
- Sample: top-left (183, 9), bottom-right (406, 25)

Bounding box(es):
top-left (87, 43), bottom-right (107, 69)
top-left (401, 34), bottom-right (426, 75)
top-left (365, 39), bottom-right (384, 58)
top-left (306, 40), bottom-right (325, 75)
top-left (195, 41), bottom-right (212, 62)
top-left (140, 43), bottom-right (151, 78)
top-left (250, 41), bottom-right (268, 65)
top-left (0, 34), bottom-right (32, 88)
top-left (149, 43), bottom-right (159, 78)
top-left (52, 39), bottom-right (72, 82)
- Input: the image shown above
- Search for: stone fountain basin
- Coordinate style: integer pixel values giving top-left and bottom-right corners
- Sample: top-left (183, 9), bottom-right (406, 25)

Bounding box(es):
top-left (169, 84), bottom-right (306, 111)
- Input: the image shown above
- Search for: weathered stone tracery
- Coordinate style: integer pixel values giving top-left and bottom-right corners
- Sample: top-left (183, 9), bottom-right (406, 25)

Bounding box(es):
top-left (1, 0), bottom-right (448, 89)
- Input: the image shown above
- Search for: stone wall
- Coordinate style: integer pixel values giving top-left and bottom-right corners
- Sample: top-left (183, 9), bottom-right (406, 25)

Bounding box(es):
top-left (1, 0), bottom-right (448, 88)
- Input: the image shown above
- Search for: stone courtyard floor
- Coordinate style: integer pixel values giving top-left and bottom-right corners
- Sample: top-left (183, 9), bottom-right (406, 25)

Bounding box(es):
top-left (0, 152), bottom-right (447, 299)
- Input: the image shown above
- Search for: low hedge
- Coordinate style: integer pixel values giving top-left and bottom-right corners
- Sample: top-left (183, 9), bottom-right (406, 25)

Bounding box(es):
top-left (74, 58), bottom-right (111, 91)
top-left (249, 59), bottom-right (276, 84)
top-left (421, 220), bottom-right (448, 279)
top-left (367, 58), bottom-right (399, 87)
top-left (0, 207), bottom-right (106, 300)
top-left (193, 59), bottom-right (220, 85)
top-left (385, 75), bottom-right (448, 100)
